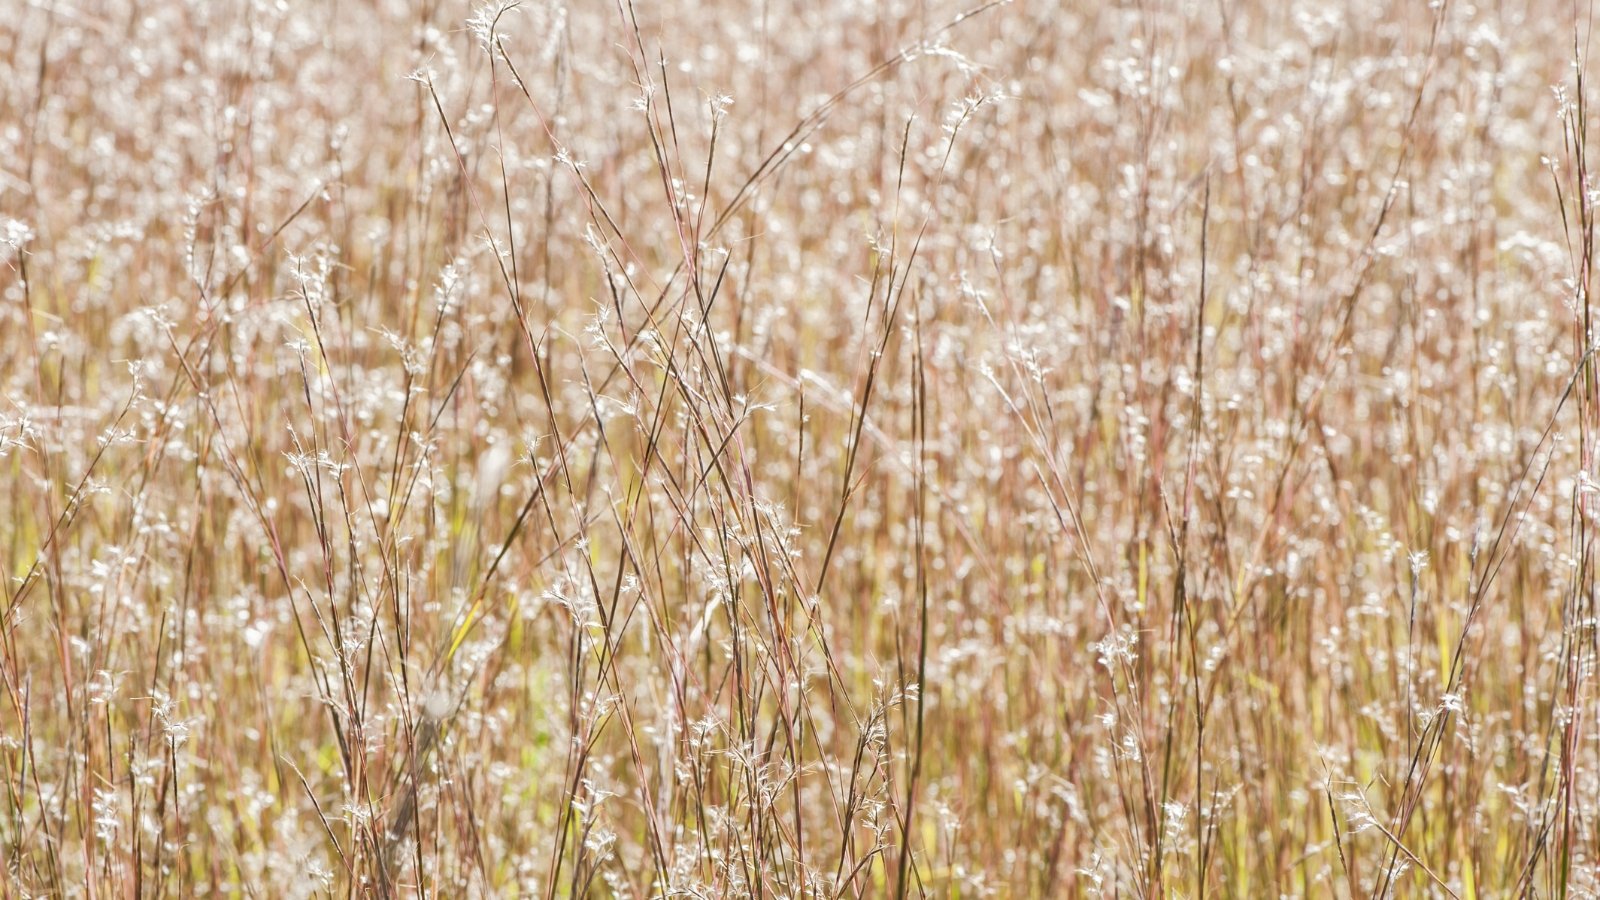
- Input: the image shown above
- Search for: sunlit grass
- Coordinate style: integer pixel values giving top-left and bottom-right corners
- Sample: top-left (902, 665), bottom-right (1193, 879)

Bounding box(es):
top-left (2, 0), bottom-right (1599, 895)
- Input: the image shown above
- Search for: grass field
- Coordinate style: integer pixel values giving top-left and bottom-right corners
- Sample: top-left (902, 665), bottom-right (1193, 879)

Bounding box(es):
top-left (3, 0), bottom-right (1599, 895)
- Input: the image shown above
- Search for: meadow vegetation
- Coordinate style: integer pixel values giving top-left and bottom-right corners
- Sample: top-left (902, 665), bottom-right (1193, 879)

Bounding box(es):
top-left (2, 0), bottom-right (1598, 895)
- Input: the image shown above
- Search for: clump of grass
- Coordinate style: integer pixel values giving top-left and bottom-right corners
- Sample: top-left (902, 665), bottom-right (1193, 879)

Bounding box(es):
top-left (3, 0), bottom-right (1600, 895)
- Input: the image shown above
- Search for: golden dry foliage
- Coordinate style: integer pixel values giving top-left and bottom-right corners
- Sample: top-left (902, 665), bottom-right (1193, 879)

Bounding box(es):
top-left (1, 0), bottom-right (1596, 895)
